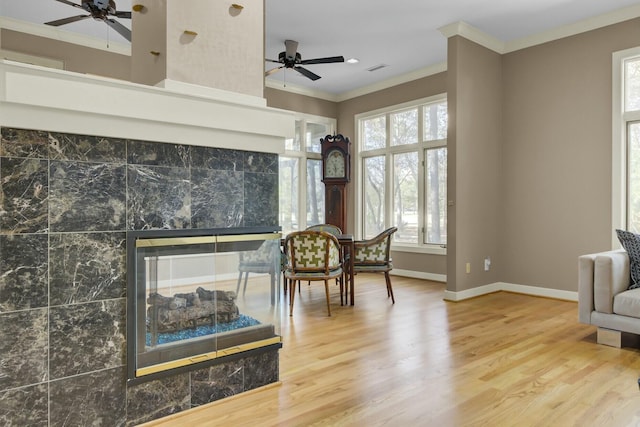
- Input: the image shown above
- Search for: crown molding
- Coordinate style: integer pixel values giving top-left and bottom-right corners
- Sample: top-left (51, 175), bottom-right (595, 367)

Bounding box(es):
top-left (0, 16), bottom-right (130, 56)
top-left (438, 4), bottom-right (640, 57)
top-left (504, 3), bottom-right (640, 53)
top-left (335, 62), bottom-right (448, 102)
top-left (438, 21), bottom-right (505, 54)
top-left (266, 61), bottom-right (448, 103)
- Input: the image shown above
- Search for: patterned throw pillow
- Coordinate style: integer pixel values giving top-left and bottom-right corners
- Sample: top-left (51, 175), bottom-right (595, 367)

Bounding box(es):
top-left (615, 229), bottom-right (640, 290)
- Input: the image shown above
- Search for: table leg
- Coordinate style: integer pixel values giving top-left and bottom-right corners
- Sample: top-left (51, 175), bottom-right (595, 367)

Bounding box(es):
top-left (349, 241), bottom-right (355, 305)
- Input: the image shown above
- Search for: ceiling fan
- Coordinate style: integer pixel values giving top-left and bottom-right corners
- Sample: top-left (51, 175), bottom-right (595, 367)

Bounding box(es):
top-left (44, 0), bottom-right (132, 42)
top-left (266, 40), bottom-right (344, 81)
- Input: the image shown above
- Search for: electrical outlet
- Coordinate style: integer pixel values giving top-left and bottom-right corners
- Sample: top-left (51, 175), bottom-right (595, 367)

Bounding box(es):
top-left (466, 262), bottom-right (471, 274)
top-left (484, 257), bottom-right (491, 271)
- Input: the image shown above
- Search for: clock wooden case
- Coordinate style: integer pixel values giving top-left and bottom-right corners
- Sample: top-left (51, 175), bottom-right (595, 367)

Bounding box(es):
top-left (321, 134), bottom-right (351, 233)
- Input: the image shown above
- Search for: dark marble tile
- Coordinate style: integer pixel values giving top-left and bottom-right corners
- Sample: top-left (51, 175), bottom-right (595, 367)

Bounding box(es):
top-left (244, 172), bottom-right (278, 227)
top-left (49, 299), bottom-right (126, 379)
top-left (191, 169), bottom-right (244, 228)
top-left (49, 232), bottom-right (126, 305)
top-left (48, 131), bottom-right (127, 163)
top-left (0, 127), bottom-right (49, 158)
top-left (0, 234), bottom-right (48, 312)
top-left (244, 151), bottom-right (278, 174)
top-left (0, 383), bottom-right (48, 427)
top-left (191, 360), bottom-right (244, 407)
top-left (127, 139), bottom-right (190, 168)
top-left (126, 373), bottom-right (190, 426)
top-left (0, 157), bottom-right (49, 234)
top-left (243, 350), bottom-right (279, 391)
top-left (50, 367), bottom-right (126, 427)
top-left (127, 165), bottom-right (191, 230)
top-left (49, 160), bottom-right (126, 232)
top-left (191, 146), bottom-right (243, 171)
top-left (0, 308), bottom-right (48, 390)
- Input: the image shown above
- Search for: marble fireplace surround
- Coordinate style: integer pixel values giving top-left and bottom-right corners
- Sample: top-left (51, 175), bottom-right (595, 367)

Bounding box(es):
top-left (0, 60), bottom-right (293, 426)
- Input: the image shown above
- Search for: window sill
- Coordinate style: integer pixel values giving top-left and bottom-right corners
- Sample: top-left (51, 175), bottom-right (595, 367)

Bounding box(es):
top-left (391, 244), bottom-right (446, 255)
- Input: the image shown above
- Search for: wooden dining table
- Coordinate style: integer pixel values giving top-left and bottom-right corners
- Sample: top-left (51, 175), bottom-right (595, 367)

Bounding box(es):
top-left (336, 234), bottom-right (355, 306)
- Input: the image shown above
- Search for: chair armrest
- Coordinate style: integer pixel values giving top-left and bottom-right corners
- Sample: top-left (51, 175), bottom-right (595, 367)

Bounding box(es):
top-left (593, 250), bottom-right (629, 314)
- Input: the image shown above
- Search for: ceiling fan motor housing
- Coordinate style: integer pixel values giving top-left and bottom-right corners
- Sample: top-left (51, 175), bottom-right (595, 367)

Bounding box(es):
top-left (278, 51), bottom-right (302, 67)
top-left (83, 0), bottom-right (115, 15)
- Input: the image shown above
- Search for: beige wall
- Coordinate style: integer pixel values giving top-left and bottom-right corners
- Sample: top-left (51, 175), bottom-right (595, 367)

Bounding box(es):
top-left (130, 0), bottom-right (167, 86)
top-left (1, 29), bottom-right (131, 80)
top-left (446, 36), bottom-right (502, 292)
top-left (132, 0), bottom-right (264, 96)
top-left (264, 88), bottom-right (338, 118)
top-left (501, 18), bottom-right (640, 292)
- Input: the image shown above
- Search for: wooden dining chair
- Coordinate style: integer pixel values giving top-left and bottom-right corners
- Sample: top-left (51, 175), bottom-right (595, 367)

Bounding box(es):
top-left (304, 224), bottom-right (346, 293)
top-left (284, 230), bottom-right (344, 316)
top-left (236, 239), bottom-right (283, 305)
top-left (305, 223), bottom-right (342, 236)
top-left (353, 227), bottom-right (398, 303)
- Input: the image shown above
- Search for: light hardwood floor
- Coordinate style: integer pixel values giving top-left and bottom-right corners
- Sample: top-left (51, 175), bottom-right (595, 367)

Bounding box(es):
top-left (141, 274), bottom-right (640, 427)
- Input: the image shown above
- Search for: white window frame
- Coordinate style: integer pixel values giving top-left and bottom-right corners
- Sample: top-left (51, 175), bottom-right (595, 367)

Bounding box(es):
top-left (279, 113), bottom-right (336, 234)
top-left (354, 94), bottom-right (447, 255)
top-left (613, 46), bottom-right (640, 247)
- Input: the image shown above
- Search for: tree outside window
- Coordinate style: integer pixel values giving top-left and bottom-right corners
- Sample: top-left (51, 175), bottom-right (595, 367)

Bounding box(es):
top-left (359, 97), bottom-right (447, 247)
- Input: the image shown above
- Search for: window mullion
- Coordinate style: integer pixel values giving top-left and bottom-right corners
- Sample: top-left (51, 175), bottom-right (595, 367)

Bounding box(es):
top-left (417, 105), bottom-right (425, 244)
top-left (385, 114), bottom-right (392, 231)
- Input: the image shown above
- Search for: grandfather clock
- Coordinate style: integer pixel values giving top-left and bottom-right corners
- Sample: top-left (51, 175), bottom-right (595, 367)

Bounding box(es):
top-left (321, 134), bottom-right (351, 233)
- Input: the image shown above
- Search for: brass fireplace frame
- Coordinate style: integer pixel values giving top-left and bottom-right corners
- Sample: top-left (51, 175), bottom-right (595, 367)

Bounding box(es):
top-left (126, 226), bottom-right (282, 384)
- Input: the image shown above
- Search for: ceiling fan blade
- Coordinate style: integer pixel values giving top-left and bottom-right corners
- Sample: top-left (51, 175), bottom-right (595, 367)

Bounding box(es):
top-left (300, 56), bottom-right (345, 65)
top-left (265, 66), bottom-right (284, 76)
top-left (105, 18), bottom-right (132, 41)
top-left (54, 0), bottom-right (84, 9)
top-left (284, 40), bottom-right (298, 60)
top-left (114, 11), bottom-right (132, 19)
top-left (45, 15), bottom-right (90, 26)
top-left (294, 66), bottom-right (321, 81)
top-left (266, 58), bottom-right (282, 64)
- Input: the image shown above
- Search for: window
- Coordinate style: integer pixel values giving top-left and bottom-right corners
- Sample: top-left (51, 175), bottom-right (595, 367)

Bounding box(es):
top-left (279, 114), bottom-right (335, 235)
top-left (357, 96), bottom-right (447, 252)
top-left (614, 47), bottom-right (640, 239)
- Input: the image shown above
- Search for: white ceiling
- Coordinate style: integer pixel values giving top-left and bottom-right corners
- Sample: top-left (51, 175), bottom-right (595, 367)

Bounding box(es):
top-left (2, 0), bottom-right (640, 97)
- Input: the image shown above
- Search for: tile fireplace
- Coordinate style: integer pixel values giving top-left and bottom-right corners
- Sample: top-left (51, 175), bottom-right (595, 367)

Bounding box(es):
top-left (0, 60), bottom-right (293, 426)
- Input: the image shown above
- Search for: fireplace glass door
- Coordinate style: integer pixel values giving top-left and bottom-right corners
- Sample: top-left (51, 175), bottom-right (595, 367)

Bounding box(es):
top-left (127, 229), bottom-right (282, 382)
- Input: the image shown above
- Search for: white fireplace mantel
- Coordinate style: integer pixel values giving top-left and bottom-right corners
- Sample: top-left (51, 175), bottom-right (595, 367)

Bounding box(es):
top-left (0, 60), bottom-right (294, 154)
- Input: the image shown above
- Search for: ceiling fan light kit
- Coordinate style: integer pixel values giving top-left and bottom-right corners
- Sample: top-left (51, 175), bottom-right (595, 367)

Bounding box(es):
top-left (132, 4), bottom-right (145, 12)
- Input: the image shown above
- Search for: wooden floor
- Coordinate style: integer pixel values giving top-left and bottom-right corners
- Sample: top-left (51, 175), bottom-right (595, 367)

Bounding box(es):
top-left (141, 274), bottom-right (640, 427)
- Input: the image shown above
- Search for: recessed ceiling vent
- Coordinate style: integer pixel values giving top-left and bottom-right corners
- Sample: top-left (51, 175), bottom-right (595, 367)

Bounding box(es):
top-left (367, 64), bottom-right (389, 72)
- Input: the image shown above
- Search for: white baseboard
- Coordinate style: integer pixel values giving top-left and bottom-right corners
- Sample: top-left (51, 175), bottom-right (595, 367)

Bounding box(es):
top-left (443, 282), bottom-right (578, 302)
top-left (391, 269), bottom-right (446, 283)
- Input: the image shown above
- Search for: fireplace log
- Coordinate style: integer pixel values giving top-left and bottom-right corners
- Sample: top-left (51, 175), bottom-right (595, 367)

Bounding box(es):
top-left (147, 289), bottom-right (240, 333)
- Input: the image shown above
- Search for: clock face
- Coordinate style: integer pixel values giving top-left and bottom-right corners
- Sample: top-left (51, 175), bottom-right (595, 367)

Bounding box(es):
top-left (325, 149), bottom-right (346, 178)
